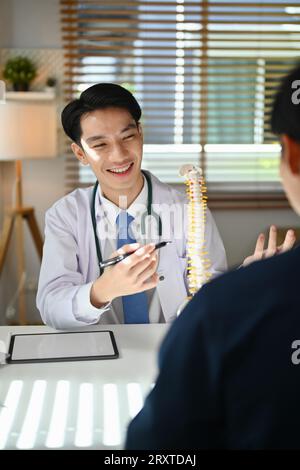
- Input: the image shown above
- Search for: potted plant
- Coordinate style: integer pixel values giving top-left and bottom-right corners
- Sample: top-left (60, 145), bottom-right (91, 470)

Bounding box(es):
top-left (3, 56), bottom-right (37, 91)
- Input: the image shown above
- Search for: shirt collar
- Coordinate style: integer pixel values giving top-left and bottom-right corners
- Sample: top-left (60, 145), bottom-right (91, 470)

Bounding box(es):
top-left (96, 174), bottom-right (148, 227)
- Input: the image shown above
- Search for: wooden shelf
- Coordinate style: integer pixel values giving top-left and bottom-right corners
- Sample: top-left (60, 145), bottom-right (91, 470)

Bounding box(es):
top-left (5, 91), bottom-right (55, 101)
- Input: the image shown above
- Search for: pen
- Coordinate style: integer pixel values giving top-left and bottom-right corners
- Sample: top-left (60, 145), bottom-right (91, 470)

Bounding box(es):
top-left (99, 241), bottom-right (172, 269)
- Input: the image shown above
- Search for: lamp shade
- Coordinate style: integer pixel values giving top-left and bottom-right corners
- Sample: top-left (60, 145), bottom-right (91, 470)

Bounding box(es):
top-left (0, 92), bottom-right (57, 160)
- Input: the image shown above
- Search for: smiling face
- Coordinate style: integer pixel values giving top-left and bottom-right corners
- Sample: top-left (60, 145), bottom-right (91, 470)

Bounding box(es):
top-left (71, 106), bottom-right (144, 207)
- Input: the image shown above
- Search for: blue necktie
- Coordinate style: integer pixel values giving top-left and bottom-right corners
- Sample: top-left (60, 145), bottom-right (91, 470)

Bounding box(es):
top-left (116, 212), bottom-right (149, 324)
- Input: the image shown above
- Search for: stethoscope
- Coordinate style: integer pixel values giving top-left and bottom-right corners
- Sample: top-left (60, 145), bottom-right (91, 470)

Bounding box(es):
top-left (91, 170), bottom-right (162, 275)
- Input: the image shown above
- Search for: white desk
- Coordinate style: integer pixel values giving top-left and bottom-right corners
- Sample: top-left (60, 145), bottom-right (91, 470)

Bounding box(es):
top-left (0, 324), bottom-right (168, 450)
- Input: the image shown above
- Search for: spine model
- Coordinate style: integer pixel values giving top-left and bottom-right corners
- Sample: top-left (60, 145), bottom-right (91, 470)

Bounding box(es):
top-left (180, 164), bottom-right (212, 296)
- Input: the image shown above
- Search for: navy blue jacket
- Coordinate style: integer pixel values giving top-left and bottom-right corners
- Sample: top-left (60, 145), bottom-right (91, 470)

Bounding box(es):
top-left (126, 245), bottom-right (300, 449)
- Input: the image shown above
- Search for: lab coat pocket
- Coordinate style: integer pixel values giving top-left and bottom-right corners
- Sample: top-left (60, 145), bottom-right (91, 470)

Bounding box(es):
top-left (156, 242), bottom-right (188, 322)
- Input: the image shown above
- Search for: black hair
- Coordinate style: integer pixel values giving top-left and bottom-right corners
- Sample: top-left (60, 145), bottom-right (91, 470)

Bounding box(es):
top-left (271, 64), bottom-right (300, 143)
top-left (61, 83), bottom-right (142, 145)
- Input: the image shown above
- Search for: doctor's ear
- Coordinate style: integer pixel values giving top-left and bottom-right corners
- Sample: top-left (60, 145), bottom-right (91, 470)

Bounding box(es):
top-left (281, 135), bottom-right (300, 175)
top-left (71, 142), bottom-right (89, 166)
top-left (137, 122), bottom-right (143, 139)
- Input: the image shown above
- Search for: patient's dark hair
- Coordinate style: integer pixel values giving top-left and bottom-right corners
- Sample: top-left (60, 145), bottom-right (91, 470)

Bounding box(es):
top-left (271, 64), bottom-right (300, 143)
top-left (61, 83), bottom-right (142, 145)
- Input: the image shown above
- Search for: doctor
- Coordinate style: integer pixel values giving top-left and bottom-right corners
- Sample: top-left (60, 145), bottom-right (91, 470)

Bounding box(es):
top-left (36, 83), bottom-right (226, 328)
top-left (36, 83), bottom-right (295, 329)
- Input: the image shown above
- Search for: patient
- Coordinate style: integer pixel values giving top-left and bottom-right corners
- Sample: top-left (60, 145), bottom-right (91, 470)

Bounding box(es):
top-left (126, 65), bottom-right (300, 449)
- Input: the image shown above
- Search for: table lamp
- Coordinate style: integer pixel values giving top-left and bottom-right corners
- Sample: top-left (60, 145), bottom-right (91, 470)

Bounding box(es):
top-left (0, 92), bottom-right (57, 324)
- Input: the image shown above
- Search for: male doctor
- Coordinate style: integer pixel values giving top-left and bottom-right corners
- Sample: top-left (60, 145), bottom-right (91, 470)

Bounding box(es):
top-left (36, 83), bottom-right (293, 329)
top-left (36, 83), bottom-right (227, 328)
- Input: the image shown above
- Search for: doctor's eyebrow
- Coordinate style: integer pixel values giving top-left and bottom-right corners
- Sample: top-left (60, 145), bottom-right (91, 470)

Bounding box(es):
top-left (85, 124), bottom-right (138, 145)
top-left (120, 123), bottom-right (138, 133)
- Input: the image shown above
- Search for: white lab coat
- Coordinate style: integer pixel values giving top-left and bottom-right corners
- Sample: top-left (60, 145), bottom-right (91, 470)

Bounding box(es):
top-left (37, 171), bottom-right (227, 328)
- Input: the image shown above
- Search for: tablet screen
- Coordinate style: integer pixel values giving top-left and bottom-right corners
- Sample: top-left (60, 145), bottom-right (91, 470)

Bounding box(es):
top-left (8, 330), bottom-right (119, 363)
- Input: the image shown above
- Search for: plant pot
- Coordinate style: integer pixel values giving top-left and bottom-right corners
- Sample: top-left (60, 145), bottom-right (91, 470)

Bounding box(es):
top-left (45, 86), bottom-right (56, 95)
top-left (13, 83), bottom-right (29, 92)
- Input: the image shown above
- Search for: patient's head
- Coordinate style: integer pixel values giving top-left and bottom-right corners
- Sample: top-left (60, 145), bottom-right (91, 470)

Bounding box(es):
top-left (271, 64), bottom-right (300, 215)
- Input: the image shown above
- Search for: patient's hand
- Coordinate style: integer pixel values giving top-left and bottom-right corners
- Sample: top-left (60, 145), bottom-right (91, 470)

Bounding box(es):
top-left (242, 225), bottom-right (296, 267)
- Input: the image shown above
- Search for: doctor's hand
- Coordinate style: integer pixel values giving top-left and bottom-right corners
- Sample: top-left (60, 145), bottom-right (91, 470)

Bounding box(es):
top-left (90, 243), bottom-right (159, 308)
top-left (242, 225), bottom-right (296, 268)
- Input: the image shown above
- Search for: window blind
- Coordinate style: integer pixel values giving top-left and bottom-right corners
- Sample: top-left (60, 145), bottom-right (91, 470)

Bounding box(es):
top-left (61, 0), bottom-right (300, 204)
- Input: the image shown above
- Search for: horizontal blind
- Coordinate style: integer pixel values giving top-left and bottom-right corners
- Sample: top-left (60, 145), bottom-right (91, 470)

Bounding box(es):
top-left (61, 0), bottom-right (300, 199)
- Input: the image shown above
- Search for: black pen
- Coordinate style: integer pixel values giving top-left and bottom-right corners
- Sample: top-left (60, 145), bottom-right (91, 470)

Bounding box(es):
top-left (99, 241), bottom-right (172, 269)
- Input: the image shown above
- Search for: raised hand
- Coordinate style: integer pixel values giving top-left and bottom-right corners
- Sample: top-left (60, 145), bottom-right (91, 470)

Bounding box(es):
top-left (242, 225), bottom-right (296, 267)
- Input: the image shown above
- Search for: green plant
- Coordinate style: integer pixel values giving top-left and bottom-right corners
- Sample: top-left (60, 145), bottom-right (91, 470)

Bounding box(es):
top-left (3, 56), bottom-right (37, 91)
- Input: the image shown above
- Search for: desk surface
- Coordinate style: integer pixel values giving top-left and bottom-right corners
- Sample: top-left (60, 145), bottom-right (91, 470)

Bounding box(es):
top-left (0, 324), bottom-right (168, 450)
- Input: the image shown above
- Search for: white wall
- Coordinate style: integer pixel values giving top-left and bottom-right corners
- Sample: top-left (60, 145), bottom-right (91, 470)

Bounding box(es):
top-left (0, 0), bottom-right (13, 48)
top-left (0, 0), bottom-right (300, 325)
top-left (0, 0), bottom-right (61, 48)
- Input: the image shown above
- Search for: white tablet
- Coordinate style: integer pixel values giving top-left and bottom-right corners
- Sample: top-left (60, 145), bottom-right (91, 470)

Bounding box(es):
top-left (7, 330), bottom-right (119, 363)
